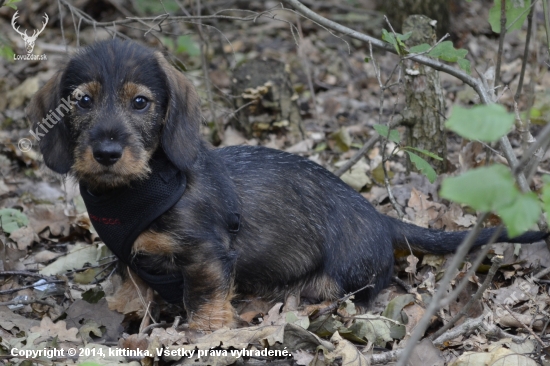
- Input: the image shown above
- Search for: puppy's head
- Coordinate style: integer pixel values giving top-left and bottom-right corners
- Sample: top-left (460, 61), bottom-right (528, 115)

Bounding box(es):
top-left (28, 39), bottom-right (202, 190)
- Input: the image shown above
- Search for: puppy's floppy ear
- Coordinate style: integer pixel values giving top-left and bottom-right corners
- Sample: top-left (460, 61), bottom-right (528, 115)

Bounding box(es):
top-left (27, 72), bottom-right (74, 174)
top-left (155, 52), bottom-right (202, 171)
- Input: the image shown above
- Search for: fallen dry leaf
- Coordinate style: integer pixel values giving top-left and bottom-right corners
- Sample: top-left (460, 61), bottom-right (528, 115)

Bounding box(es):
top-left (66, 298), bottom-right (124, 342)
top-left (408, 338), bottom-right (445, 366)
top-left (323, 331), bottom-right (370, 366)
top-left (30, 316), bottom-right (79, 343)
top-left (9, 226), bottom-right (36, 250)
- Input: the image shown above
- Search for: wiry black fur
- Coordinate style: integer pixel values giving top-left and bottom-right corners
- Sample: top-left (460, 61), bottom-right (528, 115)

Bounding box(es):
top-left (29, 39), bottom-right (548, 329)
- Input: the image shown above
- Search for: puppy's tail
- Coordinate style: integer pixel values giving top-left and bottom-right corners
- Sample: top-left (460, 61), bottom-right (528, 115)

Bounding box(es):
top-left (389, 218), bottom-right (548, 255)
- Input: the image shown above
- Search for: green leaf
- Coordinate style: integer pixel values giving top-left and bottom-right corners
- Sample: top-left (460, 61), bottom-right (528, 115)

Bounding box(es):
top-left (498, 192), bottom-right (541, 237)
top-left (314, 141), bottom-right (327, 152)
top-left (428, 41), bottom-right (468, 62)
top-left (403, 147), bottom-right (443, 161)
top-left (373, 124), bottom-right (400, 143)
top-left (0, 208), bottom-right (29, 234)
top-left (4, 0), bottom-right (22, 9)
top-left (382, 29), bottom-right (411, 55)
top-left (457, 58), bottom-right (471, 74)
top-left (175, 35), bottom-right (200, 57)
top-left (489, 0), bottom-right (531, 33)
top-left (330, 127), bottom-right (352, 152)
top-left (409, 43), bottom-right (431, 54)
top-left (364, 57), bottom-right (370, 63)
top-left (406, 151), bottom-right (437, 183)
top-left (445, 104), bottom-right (515, 142)
top-left (0, 45), bottom-right (14, 62)
top-left (440, 165), bottom-right (518, 212)
top-left (542, 178), bottom-right (550, 227)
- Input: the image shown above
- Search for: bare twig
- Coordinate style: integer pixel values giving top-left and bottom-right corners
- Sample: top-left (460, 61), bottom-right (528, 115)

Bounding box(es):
top-left (515, 3), bottom-right (535, 99)
top-left (370, 349), bottom-right (402, 364)
top-left (503, 305), bottom-right (546, 346)
top-left (334, 133), bottom-right (380, 177)
top-left (0, 280), bottom-right (65, 295)
top-left (432, 309), bottom-right (527, 346)
top-left (543, 0), bottom-right (550, 56)
top-left (392, 276), bottom-right (413, 293)
top-left (366, 41), bottom-right (405, 218)
top-left (127, 267), bottom-right (157, 326)
top-left (395, 213), bottom-right (488, 364)
top-left (439, 227), bottom-right (503, 308)
top-left (534, 266), bottom-right (550, 279)
top-left (296, 15), bottom-right (319, 121)
top-left (310, 282), bottom-right (374, 320)
top-left (431, 254), bottom-right (502, 340)
top-left (0, 296), bottom-right (56, 307)
top-left (494, 0), bottom-right (507, 87)
top-left (0, 271), bottom-right (53, 279)
top-left (334, 42), bottom-right (400, 177)
top-left (141, 321), bottom-right (167, 335)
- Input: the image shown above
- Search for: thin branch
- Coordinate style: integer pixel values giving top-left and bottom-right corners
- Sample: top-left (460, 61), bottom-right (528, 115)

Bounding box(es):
top-left (334, 44), bottom-right (401, 177)
top-left (494, 0), bottom-right (507, 87)
top-left (439, 227), bottom-right (502, 308)
top-left (0, 280), bottom-right (65, 295)
top-left (543, 0), bottom-right (550, 56)
top-left (431, 254), bottom-right (501, 340)
top-left (432, 312), bottom-right (525, 346)
top-left (0, 297), bottom-right (57, 307)
top-left (296, 14), bottom-right (319, 121)
top-left (0, 271), bottom-right (55, 279)
top-left (396, 213), bottom-right (488, 364)
top-left (127, 267), bottom-right (157, 325)
top-left (503, 305), bottom-right (546, 346)
top-left (515, 2), bottom-right (535, 99)
top-left (311, 282), bottom-right (374, 320)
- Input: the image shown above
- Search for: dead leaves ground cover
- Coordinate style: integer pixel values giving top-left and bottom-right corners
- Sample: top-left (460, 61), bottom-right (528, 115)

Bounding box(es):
top-left (1, 0), bottom-right (550, 365)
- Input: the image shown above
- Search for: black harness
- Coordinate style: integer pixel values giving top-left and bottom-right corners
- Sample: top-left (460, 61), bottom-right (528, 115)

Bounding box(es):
top-left (80, 150), bottom-right (187, 303)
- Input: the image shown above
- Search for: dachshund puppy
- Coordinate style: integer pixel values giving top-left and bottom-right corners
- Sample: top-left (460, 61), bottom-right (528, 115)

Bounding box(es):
top-left (28, 39), bottom-right (547, 331)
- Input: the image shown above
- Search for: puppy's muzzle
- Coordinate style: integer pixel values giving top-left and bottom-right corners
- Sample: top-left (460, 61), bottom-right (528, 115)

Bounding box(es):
top-left (93, 141), bottom-right (123, 166)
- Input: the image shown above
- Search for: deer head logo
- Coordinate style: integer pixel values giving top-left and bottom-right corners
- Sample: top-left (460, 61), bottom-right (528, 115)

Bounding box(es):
top-left (11, 11), bottom-right (48, 54)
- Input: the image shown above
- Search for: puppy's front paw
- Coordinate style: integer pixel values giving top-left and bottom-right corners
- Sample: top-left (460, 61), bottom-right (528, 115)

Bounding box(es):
top-left (187, 299), bottom-right (237, 332)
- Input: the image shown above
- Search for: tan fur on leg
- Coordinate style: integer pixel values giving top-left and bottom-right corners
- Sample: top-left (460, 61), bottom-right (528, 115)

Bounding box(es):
top-left (188, 290), bottom-right (237, 331)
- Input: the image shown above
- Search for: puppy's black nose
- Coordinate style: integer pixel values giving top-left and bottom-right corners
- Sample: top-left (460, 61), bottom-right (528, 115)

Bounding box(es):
top-left (93, 142), bottom-right (123, 166)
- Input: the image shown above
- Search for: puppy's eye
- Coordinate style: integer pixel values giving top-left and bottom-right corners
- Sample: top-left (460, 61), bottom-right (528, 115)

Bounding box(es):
top-left (77, 95), bottom-right (93, 109)
top-left (132, 96), bottom-right (148, 110)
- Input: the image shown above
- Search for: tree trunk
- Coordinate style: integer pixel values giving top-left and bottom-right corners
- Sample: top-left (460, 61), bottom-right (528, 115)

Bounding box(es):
top-left (402, 15), bottom-right (448, 173)
top-left (231, 59), bottom-right (304, 145)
